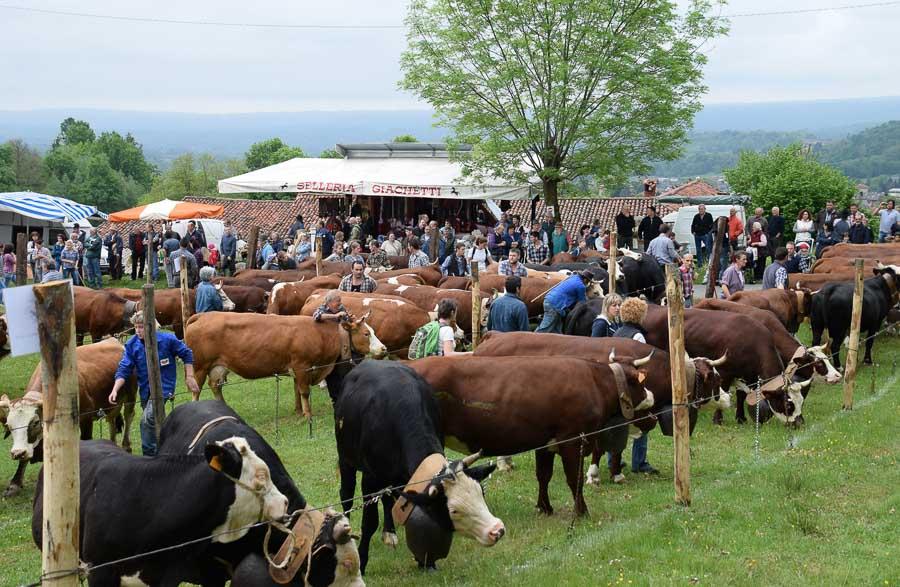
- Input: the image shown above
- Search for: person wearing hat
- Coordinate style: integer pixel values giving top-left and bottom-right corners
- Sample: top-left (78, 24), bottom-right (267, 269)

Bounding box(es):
top-left (535, 270), bottom-right (594, 334)
top-left (795, 241), bottom-right (812, 273)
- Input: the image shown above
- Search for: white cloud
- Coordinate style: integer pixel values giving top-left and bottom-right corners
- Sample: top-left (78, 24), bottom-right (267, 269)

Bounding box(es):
top-left (0, 0), bottom-right (898, 111)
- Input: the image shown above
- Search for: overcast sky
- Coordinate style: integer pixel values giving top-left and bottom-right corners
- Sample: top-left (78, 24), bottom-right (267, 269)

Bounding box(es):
top-left (1, 0), bottom-right (898, 112)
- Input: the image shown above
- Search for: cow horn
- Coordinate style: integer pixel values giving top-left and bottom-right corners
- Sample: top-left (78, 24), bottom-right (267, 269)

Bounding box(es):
top-left (298, 276), bottom-right (306, 282)
top-left (357, 311), bottom-right (371, 323)
top-left (709, 352), bottom-right (728, 366)
top-left (608, 348), bottom-right (616, 362)
top-left (633, 351), bottom-right (654, 367)
top-left (875, 260), bottom-right (885, 270)
top-left (461, 450), bottom-right (483, 467)
top-left (810, 289), bottom-right (820, 295)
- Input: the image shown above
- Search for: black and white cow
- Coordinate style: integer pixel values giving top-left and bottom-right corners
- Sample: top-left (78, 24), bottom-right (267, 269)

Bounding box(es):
top-left (32, 438), bottom-right (289, 586)
top-left (811, 263), bottom-right (899, 368)
top-left (333, 360), bottom-right (504, 573)
top-left (158, 400), bottom-right (363, 587)
top-left (619, 252), bottom-right (665, 302)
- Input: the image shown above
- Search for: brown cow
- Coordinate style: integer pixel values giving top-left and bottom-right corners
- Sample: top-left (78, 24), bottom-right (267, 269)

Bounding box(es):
top-left (409, 355), bottom-right (654, 516)
top-left (301, 291), bottom-right (434, 356)
top-left (0, 338), bottom-right (137, 496)
top-left (73, 286), bottom-right (138, 343)
top-left (0, 315), bottom-right (8, 360)
top-left (108, 286), bottom-right (238, 339)
top-left (375, 283), bottom-right (491, 334)
top-left (214, 276), bottom-right (278, 292)
top-left (267, 276), bottom-right (344, 315)
top-left (727, 288), bottom-right (812, 333)
top-left (788, 272), bottom-right (855, 290)
top-left (812, 256), bottom-right (900, 274)
top-left (439, 273), bottom-right (601, 317)
top-left (185, 312), bottom-right (386, 418)
top-left (371, 266), bottom-right (443, 286)
top-left (820, 242), bottom-right (900, 259)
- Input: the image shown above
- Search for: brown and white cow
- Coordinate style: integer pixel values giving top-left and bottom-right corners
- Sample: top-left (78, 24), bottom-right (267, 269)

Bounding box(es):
top-left (819, 242), bottom-right (900, 259)
top-left (184, 312), bottom-right (386, 418)
top-left (301, 291), bottom-right (436, 356)
top-left (371, 266), bottom-right (444, 287)
top-left (727, 288), bottom-right (812, 333)
top-left (267, 276), bottom-right (344, 315)
top-left (0, 338), bottom-right (137, 496)
top-left (73, 286), bottom-right (138, 343)
top-left (375, 283), bottom-right (492, 335)
top-left (409, 355), bottom-right (653, 516)
top-left (109, 286), bottom-right (237, 339)
top-left (439, 273), bottom-right (603, 317)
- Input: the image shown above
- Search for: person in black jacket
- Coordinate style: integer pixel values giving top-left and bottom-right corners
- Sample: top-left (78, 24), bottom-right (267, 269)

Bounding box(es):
top-left (766, 206), bottom-right (785, 262)
top-left (615, 206), bottom-right (636, 249)
top-left (690, 204), bottom-right (714, 265)
top-left (637, 206), bottom-right (663, 251)
top-left (129, 228), bottom-right (146, 280)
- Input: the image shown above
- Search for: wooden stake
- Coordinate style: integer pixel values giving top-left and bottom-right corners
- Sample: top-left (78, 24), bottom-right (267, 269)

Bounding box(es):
top-left (142, 284), bottom-right (166, 438)
top-left (665, 264), bottom-right (691, 506)
top-left (16, 232), bottom-right (27, 285)
top-left (471, 262), bottom-right (481, 349)
top-left (607, 230), bottom-right (618, 295)
top-left (315, 236), bottom-right (323, 277)
top-left (180, 262), bottom-right (192, 336)
top-left (705, 217), bottom-right (728, 299)
top-left (842, 258), bottom-right (865, 410)
top-left (247, 226), bottom-right (260, 270)
top-left (33, 280), bottom-right (80, 587)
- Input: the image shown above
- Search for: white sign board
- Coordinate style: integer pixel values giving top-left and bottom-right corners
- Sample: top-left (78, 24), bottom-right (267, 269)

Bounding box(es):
top-left (3, 285), bottom-right (40, 356)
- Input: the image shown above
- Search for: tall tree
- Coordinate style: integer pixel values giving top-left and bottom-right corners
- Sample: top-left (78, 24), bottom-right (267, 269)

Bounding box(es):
top-left (245, 138), bottom-right (305, 171)
top-left (319, 148), bottom-right (343, 159)
top-left (5, 139), bottom-right (46, 191)
top-left (724, 143), bottom-right (855, 233)
top-left (52, 117), bottom-right (96, 148)
top-left (95, 131), bottom-right (156, 189)
top-left (401, 0), bottom-right (726, 216)
top-left (0, 143), bottom-right (16, 192)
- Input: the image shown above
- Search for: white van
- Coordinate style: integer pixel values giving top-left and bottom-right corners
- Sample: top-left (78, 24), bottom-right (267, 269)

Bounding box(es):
top-left (169, 219), bottom-right (225, 251)
top-left (662, 205), bottom-right (746, 256)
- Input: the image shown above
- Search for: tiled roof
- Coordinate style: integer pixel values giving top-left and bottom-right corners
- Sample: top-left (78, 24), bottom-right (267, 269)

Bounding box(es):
top-left (660, 179), bottom-right (721, 197)
top-left (507, 197), bottom-right (680, 235)
top-left (100, 195), bottom-right (336, 239)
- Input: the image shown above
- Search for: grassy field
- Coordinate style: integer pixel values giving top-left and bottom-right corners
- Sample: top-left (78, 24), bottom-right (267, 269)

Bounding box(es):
top-left (0, 321), bottom-right (898, 586)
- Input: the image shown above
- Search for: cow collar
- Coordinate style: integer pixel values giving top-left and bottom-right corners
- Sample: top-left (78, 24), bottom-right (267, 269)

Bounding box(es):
top-left (685, 359), bottom-right (697, 402)
top-left (392, 453), bottom-right (446, 527)
top-left (608, 362), bottom-right (634, 419)
top-left (186, 416), bottom-right (239, 454)
top-left (267, 507), bottom-right (327, 584)
top-left (337, 324), bottom-right (354, 362)
top-left (122, 300), bottom-right (138, 328)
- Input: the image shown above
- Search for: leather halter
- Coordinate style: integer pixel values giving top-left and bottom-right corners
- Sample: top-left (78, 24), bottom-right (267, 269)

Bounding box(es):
top-left (608, 363), bottom-right (634, 419)
top-left (268, 507), bottom-right (327, 584)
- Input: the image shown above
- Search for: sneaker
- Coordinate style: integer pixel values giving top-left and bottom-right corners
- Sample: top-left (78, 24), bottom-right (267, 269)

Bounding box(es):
top-left (635, 464), bottom-right (660, 475)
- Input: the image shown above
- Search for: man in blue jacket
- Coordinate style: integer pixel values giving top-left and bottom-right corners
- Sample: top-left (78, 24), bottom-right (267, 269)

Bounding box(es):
top-left (108, 313), bottom-right (200, 456)
top-left (486, 276), bottom-right (530, 333)
top-left (219, 225), bottom-right (237, 276)
top-left (535, 270), bottom-right (593, 334)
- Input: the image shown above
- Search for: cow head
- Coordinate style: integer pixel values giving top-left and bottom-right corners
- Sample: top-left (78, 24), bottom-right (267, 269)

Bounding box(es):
top-left (1, 392), bottom-right (43, 462)
top-left (793, 286), bottom-right (813, 320)
top-left (341, 313), bottom-right (387, 359)
top-left (0, 315), bottom-right (9, 359)
top-left (608, 351), bottom-right (655, 415)
top-left (401, 452), bottom-right (505, 547)
top-left (874, 262), bottom-right (900, 299)
top-left (214, 283), bottom-right (236, 311)
top-left (690, 353), bottom-right (730, 409)
top-left (304, 510), bottom-right (364, 587)
top-left (752, 378), bottom-right (811, 425)
top-left (586, 280), bottom-right (604, 299)
top-left (204, 436), bottom-right (289, 543)
top-left (792, 343), bottom-right (841, 386)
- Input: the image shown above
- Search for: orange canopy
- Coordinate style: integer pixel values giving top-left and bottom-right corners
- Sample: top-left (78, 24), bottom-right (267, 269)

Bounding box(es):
top-left (108, 199), bottom-right (224, 222)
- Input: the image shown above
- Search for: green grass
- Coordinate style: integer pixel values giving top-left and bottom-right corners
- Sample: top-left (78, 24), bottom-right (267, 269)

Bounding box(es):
top-left (1, 325), bottom-right (899, 586)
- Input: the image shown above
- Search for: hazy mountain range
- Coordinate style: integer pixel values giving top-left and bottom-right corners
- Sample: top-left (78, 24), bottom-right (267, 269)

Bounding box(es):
top-left (1, 96), bottom-right (899, 169)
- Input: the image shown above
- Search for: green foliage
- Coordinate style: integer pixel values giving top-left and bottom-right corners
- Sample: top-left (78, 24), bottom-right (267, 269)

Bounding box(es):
top-left (0, 139), bottom-right (46, 192)
top-left (145, 153), bottom-right (247, 203)
top-left (245, 138), bottom-right (305, 171)
top-left (0, 143), bottom-right (15, 191)
top-left (400, 0), bottom-right (727, 212)
top-left (52, 117), bottom-right (96, 147)
top-left (319, 148), bottom-right (343, 159)
top-left (392, 134), bottom-right (419, 143)
top-left (95, 131), bottom-right (156, 189)
top-left (818, 120), bottom-right (900, 186)
top-left (724, 143), bottom-right (855, 230)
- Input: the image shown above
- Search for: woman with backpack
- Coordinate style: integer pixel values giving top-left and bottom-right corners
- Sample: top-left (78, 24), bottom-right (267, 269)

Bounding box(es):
top-left (409, 298), bottom-right (461, 359)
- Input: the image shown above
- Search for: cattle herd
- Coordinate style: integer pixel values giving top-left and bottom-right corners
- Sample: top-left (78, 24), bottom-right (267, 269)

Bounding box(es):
top-left (0, 242), bottom-right (898, 586)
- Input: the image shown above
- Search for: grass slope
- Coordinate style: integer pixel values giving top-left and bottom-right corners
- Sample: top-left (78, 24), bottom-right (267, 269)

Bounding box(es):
top-left (0, 324), bottom-right (898, 586)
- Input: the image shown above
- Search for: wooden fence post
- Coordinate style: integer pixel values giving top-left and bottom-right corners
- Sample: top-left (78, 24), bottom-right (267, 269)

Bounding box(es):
top-left (471, 262), bottom-right (481, 349)
top-left (16, 232), bottom-right (27, 285)
top-left (142, 284), bottom-right (166, 437)
top-left (315, 236), bottom-right (323, 277)
top-left (704, 217), bottom-right (728, 299)
top-left (665, 264), bottom-right (691, 506)
top-left (33, 280), bottom-right (80, 586)
top-left (842, 258), bottom-right (865, 410)
top-left (247, 226), bottom-right (260, 270)
top-left (180, 262), bottom-right (192, 334)
top-left (607, 230), bottom-right (618, 295)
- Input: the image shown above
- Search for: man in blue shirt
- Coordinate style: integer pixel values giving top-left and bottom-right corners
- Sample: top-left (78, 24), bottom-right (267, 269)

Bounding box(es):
top-left (219, 225), bottom-right (237, 276)
top-left (486, 276), bottom-right (530, 333)
top-left (535, 270), bottom-right (593, 334)
top-left (195, 266), bottom-right (224, 313)
top-left (108, 313), bottom-right (199, 456)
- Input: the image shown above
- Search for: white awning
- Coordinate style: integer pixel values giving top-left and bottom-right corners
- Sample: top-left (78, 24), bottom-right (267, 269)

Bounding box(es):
top-left (0, 191), bottom-right (105, 222)
top-left (217, 157), bottom-right (532, 200)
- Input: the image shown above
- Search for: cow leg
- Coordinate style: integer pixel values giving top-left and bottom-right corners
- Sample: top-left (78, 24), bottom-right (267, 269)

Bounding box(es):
top-left (80, 418), bottom-right (93, 440)
top-left (206, 366), bottom-right (229, 403)
top-left (559, 443), bottom-right (589, 517)
top-left (712, 408), bottom-right (723, 426)
top-left (863, 327), bottom-right (877, 364)
top-left (4, 460), bottom-right (27, 497)
top-left (534, 448), bottom-right (555, 515)
top-left (586, 446), bottom-right (602, 486)
top-left (339, 462), bottom-right (357, 514)
top-left (381, 496), bottom-right (398, 548)
top-left (121, 394), bottom-right (136, 454)
top-left (293, 376), bottom-right (312, 419)
top-left (734, 382), bottom-right (749, 424)
top-left (358, 475), bottom-right (381, 575)
top-left (608, 451), bottom-right (625, 483)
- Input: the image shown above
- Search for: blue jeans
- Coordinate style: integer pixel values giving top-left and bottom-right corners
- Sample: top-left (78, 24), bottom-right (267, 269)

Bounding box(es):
top-left (140, 400), bottom-right (158, 456)
top-left (150, 253), bottom-right (159, 281)
top-left (879, 231), bottom-right (890, 243)
top-left (535, 299), bottom-right (563, 333)
top-left (631, 433), bottom-right (650, 472)
top-left (85, 257), bottom-right (102, 288)
top-left (694, 233), bottom-right (712, 265)
top-left (2, 273), bottom-right (14, 288)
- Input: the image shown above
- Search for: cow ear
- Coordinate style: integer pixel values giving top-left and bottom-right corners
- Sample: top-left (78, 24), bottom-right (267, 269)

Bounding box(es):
top-left (204, 442), bottom-right (241, 477)
top-left (464, 463), bottom-right (497, 483)
top-left (0, 395), bottom-right (9, 424)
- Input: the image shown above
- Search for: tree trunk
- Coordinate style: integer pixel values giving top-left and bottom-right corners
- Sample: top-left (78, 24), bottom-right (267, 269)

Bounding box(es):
top-left (543, 178), bottom-right (561, 222)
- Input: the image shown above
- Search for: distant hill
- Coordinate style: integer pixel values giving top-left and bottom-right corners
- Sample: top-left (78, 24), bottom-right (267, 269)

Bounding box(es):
top-left (817, 121), bottom-right (900, 191)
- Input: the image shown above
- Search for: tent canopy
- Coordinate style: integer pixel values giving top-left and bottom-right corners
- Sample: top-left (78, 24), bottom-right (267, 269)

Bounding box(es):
top-left (217, 157), bottom-right (532, 200)
top-left (0, 191), bottom-right (103, 222)
top-left (108, 199), bottom-right (224, 222)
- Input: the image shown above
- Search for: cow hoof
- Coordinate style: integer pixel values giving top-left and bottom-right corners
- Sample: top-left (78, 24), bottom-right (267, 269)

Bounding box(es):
top-left (712, 411), bottom-right (723, 426)
top-left (536, 504), bottom-right (554, 516)
top-left (611, 473), bottom-right (626, 484)
top-left (381, 531), bottom-right (398, 548)
top-left (735, 416), bottom-right (747, 425)
top-left (3, 485), bottom-right (21, 498)
top-left (496, 456), bottom-right (514, 473)
top-left (585, 464), bottom-right (600, 485)
top-left (864, 358), bottom-right (873, 365)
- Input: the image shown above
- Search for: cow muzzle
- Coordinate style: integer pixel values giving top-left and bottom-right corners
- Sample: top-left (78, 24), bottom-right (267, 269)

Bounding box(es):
top-left (635, 389), bottom-right (654, 411)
